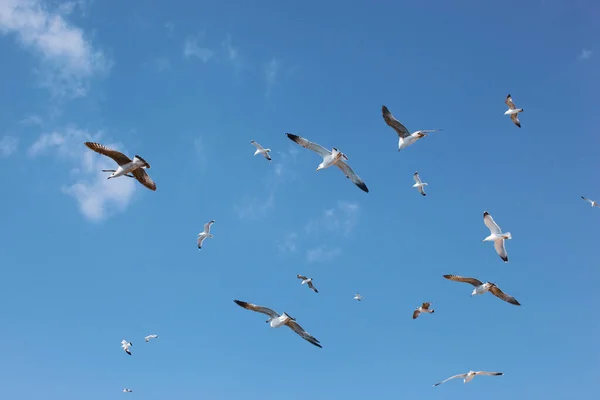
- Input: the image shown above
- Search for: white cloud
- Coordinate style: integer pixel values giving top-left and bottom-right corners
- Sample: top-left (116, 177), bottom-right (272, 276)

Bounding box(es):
top-left (579, 49), bottom-right (592, 61)
top-left (278, 232), bottom-right (298, 253)
top-left (264, 57), bottom-right (280, 95)
top-left (20, 114), bottom-right (43, 126)
top-left (307, 246), bottom-right (341, 263)
top-left (28, 126), bottom-right (137, 222)
top-left (183, 36), bottom-right (214, 63)
top-left (147, 56), bottom-right (170, 72)
top-left (234, 192), bottom-right (275, 220)
top-left (305, 201), bottom-right (360, 236)
top-left (0, 135), bottom-right (18, 157)
top-left (164, 21), bottom-right (174, 35)
top-left (0, 0), bottom-right (112, 98)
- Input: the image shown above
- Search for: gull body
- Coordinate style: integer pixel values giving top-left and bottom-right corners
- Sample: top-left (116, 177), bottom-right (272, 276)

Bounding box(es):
top-left (412, 171), bottom-right (428, 196)
top-left (581, 196), bottom-right (599, 208)
top-left (353, 293), bottom-right (362, 301)
top-left (412, 302), bottom-right (434, 319)
top-left (297, 275), bottom-right (318, 293)
top-left (121, 340), bottom-right (132, 355)
top-left (285, 133), bottom-right (369, 193)
top-left (443, 274), bottom-right (521, 306)
top-left (145, 334), bottom-right (159, 342)
top-left (434, 370), bottom-right (503, 387)
top-left (123, 388), bottom-right (133, 393)
top-left (482, 211), bottom-right (511, 263)
top-left (197, 220), bottom-right (215, 249)
top-left (250, 140), bottom-right (272, 161)
top-left (504, 94), bottom-right (524, 128)
top-left (381, 105), bottom-right (442, 151)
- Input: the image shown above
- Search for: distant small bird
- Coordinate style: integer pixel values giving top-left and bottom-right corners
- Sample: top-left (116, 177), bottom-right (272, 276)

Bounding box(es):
top-left (121, 340), bottom-right (132, 355)
top-left (412, 302), bottom-right (434, 319)
top-left (381, 105), bottom-right (442, 151)
top-left (482, 211), bottom-right (511, 263)
top-left (286, 133), bottom-right (369, 193)
top-left (443, 274), bottom-right (521, 306)
top-left (197, 220), bottom-right (215, 249)
top-left (412, 171), bottom-right (428, 196)
top-left (233, 300), bottom-right (322, 348)
top-left (353, 293), bottom-right (362, 301)
top-left (250, 140), bottom-right (272, 161)
top-left (123, 388), bottom-right (133, 393)
top-left (504, 94), bottom-right (524, 128)
top-left (145, 334), bottom-right (159, 343)
top-left (434, 370), bottom-right (503, 387)
top-left (297, 275), bottom-right (318, 293)
top-left (84, 142), bottom-right (156, 191)
top-left (581, 196), bottom-right (599, 208)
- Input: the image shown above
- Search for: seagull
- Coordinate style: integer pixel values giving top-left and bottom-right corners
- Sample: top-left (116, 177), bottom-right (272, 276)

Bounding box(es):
top-left (197, 220), bottom-right (215, 249)
top-left (412, 171), bottom-right (428, 196)
top-left (412, 302), bottom-right (434, 319)
top-left (285, 133), bottom-right (369, 193)
top-left (145, 334), bottom-right (159, 342)
top-left (381, 105), bottom-right (442, 151)
top-left (84, 142), bottom-right (156, 191)
top-left (233, 300), bottom-right (322, 348)
top-left (443, 274), bottom-right (521, 306)
top-left (433, 370), bottom-right (503, 387)
top-left (353, 293), bottom-right (362, 301)
top-left (250, 140), bottom-right (272, 161)
top-left (504, 94), bottom-right (524, 128)
top-left (581, 196), bottom-right (599, 208)
top-left (121, 340), bottom-right (132, 355)
top-left (482, 211), bottom-right (511, 263)
top-left (297, 275), bottom-right (318, 293)
top-left (123, 388), bottom-right (133, 393)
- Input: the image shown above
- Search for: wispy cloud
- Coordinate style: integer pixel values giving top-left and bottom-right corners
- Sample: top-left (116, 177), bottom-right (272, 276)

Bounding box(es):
top-left (20, 114), bottom-right (43, 126)
top-left (0, 136), bottom-right (18, 157)
top-left (264, 57), bottom-right (280, 96)
top-left (164, 21), bottom-right (174, 36)
top-left (146, 57), bottom-right (171, 72)
top-left (278, 232), bottom-right (298, 253)
top-left (579, 49), bottom-right (593, 61)
top-left (305, 201), bottom-right (360, 237)
top-left (307, 246), bottom-right (341, 263)
top-left (0, 0), bottom-right (112, 98)
top-left (234, 192), bottom-right (275, 220)
top-left (221, 34), bottom-right (244, 74)
top-left (28, 126), bottom-right (137, 222)
top-left (183, 35), bottom-right (214, 63)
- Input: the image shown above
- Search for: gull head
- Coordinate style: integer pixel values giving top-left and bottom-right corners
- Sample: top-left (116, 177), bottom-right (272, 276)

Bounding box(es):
top-left (316, 163), bottom-right (324, 171)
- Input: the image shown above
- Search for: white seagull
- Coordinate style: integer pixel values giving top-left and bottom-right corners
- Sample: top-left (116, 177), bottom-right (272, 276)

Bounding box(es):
top-left (381, 105), bottom-right (442, 151)
top-left (412, 171), bottom-right (428, 196)
top-left (250, 140), bottom-right (272, 161)
top-left (443, 274), bottom-right (521, 306)
top-left (504, 94), bottom-right (524, 128)
top-left (123, 388), bottom-right (133, 393)
top-left (412, 302), bottom-right (434, 319)
top-left (84, 142), bottom-right (156, 191)
top-left (353, 293), bottom-right (362, 301)
top-left (434, 370), bottom-right (503, 387)
top-left (145, 334), bottom-right (159, 343)
top-left (297, 274), bottom-right (318, 293)
top-left (197, 220), bottom-right (215, 249)
top-left (581, 196), bottom-right (599, 208)
top-left (233, 300), bottom-right (322, 348)
top-left (482, 211), bottom-right (511, 263)
top-left (121, 340), bottom-right (132, 355)
top-left (285, 133), bottom-right (369, 193)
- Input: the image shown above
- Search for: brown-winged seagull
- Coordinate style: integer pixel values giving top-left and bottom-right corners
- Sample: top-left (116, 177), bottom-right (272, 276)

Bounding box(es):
top-left (412, 171), bottom-right (428, 196)
top-left (297, 275), bottom-right (318, 293)
top-left (197, 220), bottom-right (215, 249)
top-left (84, 142), bottom-right (156, 191)
top-left (381, 105), bottom-right (442, 151)
top-left (443, 274), bottom-right (521, 306)
top-left (482, 211), bottom-right (511, 263)
top-left (504, 94), bottom-right (524, 128)
top-left (285, 133), bottom-right (368, 193)
top-left (412, 302), bottom-right (434, 319)
top-left (433, 370), bottom-right (503, 387)
top-left (233, 300), bottom-right (322, 348)
top-left (250, 140), bottom-right (272, 161)
top-left (581, 196), bottom-right (599, 208)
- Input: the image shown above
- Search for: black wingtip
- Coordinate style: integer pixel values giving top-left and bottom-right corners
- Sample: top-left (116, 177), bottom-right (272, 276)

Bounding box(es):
top-left (233, 299), bottom-right (247, 307)
top-left (506, 93), bottom-right (511, 98)
top-left (502, 256), bottom-right (508, 263)
top-left (483, 211), bottom-right (489, 217)
top-left (286, 133), bottom-right (300, 142)
top-left (357, 182), bottom-right (369, 193)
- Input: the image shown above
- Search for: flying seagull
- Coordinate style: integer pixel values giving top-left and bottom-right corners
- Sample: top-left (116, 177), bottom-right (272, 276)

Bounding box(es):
top-left (412, 171), bottom-right (428, 196)
top-left (381, 105), bottom-right (442, 151)
top-left (581, 196), bottom-right (599, 208)
top-left (412, 302), bottom-right (434, 319)
top-left (250, 140), bottom-right (272, 161)
top-left (434, 370), bottom-right (503, 387)
top-left (145, 334), bottom-right (159, 342)
top-left (353, 293), bottom-right (362, 301)
top-left (443, 274), bottom-right (521, 306)
top-left (297, 275), bottom-right (318, 293)
top-left (84, 142), bottom-right (156, 191)
top-left (197, 220), bottom-right (215, 249)
top-left (285, 133), bottom-right (369, 193)
top-left (120, 340), bottom-right (132, 355)
top-left (482, 211), bottom-right (511, 263)
top-left (233, 300), bottom-right (322, 348)
top-left (123, 388), bottom-right (133, 393)
top-left (504, 94), bottom-right (524, 128)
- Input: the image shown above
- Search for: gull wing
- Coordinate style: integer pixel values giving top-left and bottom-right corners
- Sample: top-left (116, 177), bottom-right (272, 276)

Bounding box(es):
top-left (581, 196), bottom-right (592, 204)
top-left (335, 160), bottom-right (369, 193)
top-left (286, 320), bottom-right (322, 348)
top-left (381, 105), bottom-right (410, 138)
top-left (443, 274), bottom-right (483, 287)
top-left (285, 133), bottom-right (331, 158)
top-left (418, 186), bottom-right (426, 196)
top-left (413, 172), bottom-right (422, 185)
top-left (494, 238), bottom-right (509, 263)
top-left (233, 300), bottom-right (279, 318)
top-left (131, 168), bottom-right (157, 191)
top-left (483, 211), bottom-right (502, 234)
top-left (307, 281), bottom-right (318, 293)
top-left (489, 286), bottom-right (520, 306)
top-left (412, 309), bottom-right (420, 319)
top-left (421, 302), bottom-right (431, 310)
top-left (297, 274), bottom-right (308, 281)
top-left (510, 113), bottom-right (521, 128)
top-left (85, 142), bottom-right (132, 165)
top-left (505, 94), bottom-right (516, 110)
top-left (250, 140), bottom-right (264, 151)
top-left (204, 220), bottom-right (215, 234)
top-left (475, 371), bottom-right (504, 377)
top-left (433, 373), bottom-right (467, 387)
top-left (197, 236), bottom-right (206, 249)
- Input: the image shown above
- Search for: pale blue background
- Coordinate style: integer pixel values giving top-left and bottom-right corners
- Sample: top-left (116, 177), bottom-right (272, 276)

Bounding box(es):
top-left (0, 1), bottom-right (598, 399)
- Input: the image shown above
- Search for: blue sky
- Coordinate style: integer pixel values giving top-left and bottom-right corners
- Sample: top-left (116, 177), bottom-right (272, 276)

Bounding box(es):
top-left (0, 0), bottom-right (599, 398)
